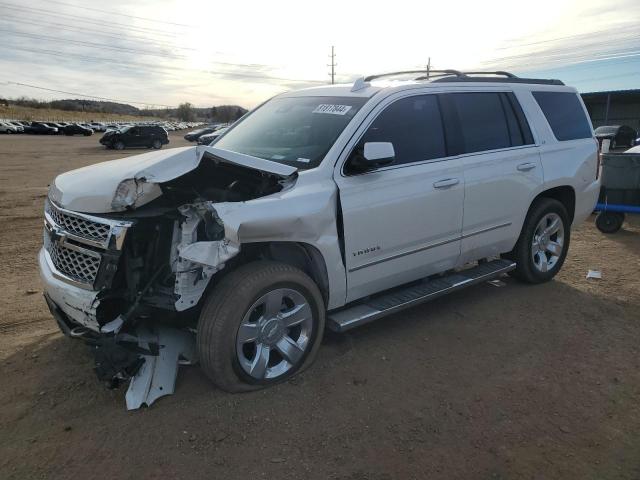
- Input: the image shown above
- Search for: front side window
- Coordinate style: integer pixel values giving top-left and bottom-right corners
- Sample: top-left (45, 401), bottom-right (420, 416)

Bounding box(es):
top-left (357, 94), bottom-right (446, 166)
top-left (214, 96), bottom-right (367, 169)
top-left (533, 91), bottom-right (592, 141)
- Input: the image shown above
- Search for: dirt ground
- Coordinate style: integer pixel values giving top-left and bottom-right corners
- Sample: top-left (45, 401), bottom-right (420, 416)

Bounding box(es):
top-left (1, 132), bottom-right (639, 480)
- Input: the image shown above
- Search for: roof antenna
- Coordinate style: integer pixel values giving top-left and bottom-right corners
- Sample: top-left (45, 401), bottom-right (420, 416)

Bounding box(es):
top-left (351, 77), bottom-right (370, 92)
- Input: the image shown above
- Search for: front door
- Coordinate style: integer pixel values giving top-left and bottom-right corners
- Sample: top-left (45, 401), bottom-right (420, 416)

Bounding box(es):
top-left (334, 93), bottom-right (465, 303)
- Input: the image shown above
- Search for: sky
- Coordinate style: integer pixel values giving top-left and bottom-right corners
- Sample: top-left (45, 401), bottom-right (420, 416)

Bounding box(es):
top-left (0, 0), bottom-right (639, 109)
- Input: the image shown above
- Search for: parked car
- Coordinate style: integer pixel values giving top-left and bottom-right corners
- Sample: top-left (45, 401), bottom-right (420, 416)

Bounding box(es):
top-left (62, 123), bottom-right (93, 136)
top-left (0, 122), bottom-right (19, 133)
top-left (594, 125), bottom-right (636, 149)
top-left (197, 127), bottom-right (229, 145)
top-left (47, 123), bottom-right (68, 134)
top-left (7, 121), bottom-right (25, 133)
top-left (184, 126), bottom-right (217, 142)
top-left (39, 70), bottom-right (600, 402)
top-left (29, 122), bottom-right (58, 134)
top-left (90, 122), bottom-right (107, 132)
top-left (99, 125), bottom-right (169, 150)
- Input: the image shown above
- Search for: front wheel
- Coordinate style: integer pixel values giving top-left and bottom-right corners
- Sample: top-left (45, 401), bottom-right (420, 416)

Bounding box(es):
top-left (197, 261), bottom-right (325, 392)
top-left (505, 198), bottom-right (570, 283)
top-left (114, 141), bottom-right (125, 150)
top-left (151, 139), bottom-right (162, 149)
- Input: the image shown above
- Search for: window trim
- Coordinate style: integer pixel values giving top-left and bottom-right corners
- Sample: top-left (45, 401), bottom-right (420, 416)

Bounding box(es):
top-left (338, 89), bottom-right (540, 178)
top-left (341, 91), bottom-right (451, 177)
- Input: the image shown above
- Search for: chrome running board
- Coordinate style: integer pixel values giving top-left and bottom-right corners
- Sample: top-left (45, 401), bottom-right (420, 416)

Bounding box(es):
top-left (327, 259), bottom-right (516, 332)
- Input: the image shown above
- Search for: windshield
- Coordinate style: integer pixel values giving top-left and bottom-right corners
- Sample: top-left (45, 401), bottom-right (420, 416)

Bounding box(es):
top-left (595, 126), bottom-right (618, 135)
top-left (214, 96), bottom-right (368, 169)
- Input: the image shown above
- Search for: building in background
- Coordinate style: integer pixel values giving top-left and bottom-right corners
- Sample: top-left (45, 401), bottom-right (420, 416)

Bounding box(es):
top-left (582, 90), bottom-right (640, 131)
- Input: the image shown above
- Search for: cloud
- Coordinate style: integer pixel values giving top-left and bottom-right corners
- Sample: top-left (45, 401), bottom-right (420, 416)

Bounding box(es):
top-left (1, 0), bottom-right (639, 107)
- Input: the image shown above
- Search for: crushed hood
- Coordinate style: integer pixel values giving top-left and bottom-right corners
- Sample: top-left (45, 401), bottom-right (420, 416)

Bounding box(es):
top-left (50, 146), bottom-right (297, 213)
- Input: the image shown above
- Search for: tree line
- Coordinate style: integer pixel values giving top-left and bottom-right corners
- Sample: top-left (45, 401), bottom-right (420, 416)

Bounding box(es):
top-left (0, 96), bottom-right (248, 122)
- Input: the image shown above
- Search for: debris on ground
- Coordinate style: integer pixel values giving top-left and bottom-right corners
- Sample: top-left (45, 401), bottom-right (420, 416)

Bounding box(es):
top-left (586, 270), bottom-right (602, 280)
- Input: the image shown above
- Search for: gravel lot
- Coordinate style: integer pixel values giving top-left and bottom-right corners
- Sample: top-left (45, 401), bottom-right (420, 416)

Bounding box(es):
top-left (1, 132), bottom-right (639, 480)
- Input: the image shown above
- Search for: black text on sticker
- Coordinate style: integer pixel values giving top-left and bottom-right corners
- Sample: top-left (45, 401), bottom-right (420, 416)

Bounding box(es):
top-left (312, 104), bottom-right (352, 115)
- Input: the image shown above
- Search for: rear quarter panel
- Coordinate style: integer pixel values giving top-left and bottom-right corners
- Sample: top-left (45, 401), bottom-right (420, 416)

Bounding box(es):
top-left (517, 87), bottom-right (600, 226)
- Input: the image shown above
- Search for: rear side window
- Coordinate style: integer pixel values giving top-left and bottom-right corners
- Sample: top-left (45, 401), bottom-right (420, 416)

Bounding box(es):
top-left (359, 94), bottom-right (446, 165)
top-left (532, 91), bottom-right (592, 141)
top-left (449, 93), bottom-right (513, 153)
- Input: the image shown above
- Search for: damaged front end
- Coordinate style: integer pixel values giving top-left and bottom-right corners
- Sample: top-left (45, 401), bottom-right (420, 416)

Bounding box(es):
top-left (40, 147), bottom-right (297, 408)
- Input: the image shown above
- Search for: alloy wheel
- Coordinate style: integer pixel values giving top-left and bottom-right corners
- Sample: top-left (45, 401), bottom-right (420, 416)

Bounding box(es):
top-left (236, 288), bottom-right (313, 380)
top-left (531, 213), bottom-right (565, 272)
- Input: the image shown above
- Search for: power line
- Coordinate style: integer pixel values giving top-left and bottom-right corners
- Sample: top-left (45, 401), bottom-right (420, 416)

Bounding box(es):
top-left (0, 1), bottom-right (178, 39)
top-left (3, 44), bottom-right (327, 86)
top-left (0, 14), bottom-right (198, 52)
top-left (0, 27), bottom-right (284, 72)
top-left (0, 28), bottom-right (187, 60)
top-left (38, 0), bottom-right (192, 28)
top-left (4, 80), bottom-right (177, 108)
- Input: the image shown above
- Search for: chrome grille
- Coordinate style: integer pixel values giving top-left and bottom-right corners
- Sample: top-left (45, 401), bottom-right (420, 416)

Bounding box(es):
top-left (44, 233), bottom-right (101, 285)
top-left (45, 199), bottom-right (111, 242)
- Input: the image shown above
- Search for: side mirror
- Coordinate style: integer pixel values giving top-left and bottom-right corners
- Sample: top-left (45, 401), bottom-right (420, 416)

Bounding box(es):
top-left (347, 142), bottom-right (395, 173)
top-left (363, 142), bottom-right (395, 164)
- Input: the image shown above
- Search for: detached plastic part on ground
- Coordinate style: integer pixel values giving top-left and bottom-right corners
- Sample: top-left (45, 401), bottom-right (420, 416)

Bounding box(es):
top-left (125, 326), bottom-right (196, 410)
top-left (87, 322), bottom-right (197, 410)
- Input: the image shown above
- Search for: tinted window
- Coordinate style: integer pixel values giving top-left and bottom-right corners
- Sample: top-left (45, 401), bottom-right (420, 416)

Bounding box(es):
top-left (532, 91), bottom-right (592, 141)
top-left (450, 93), bottom-right (512, 153)
top-left (359, 95), bottom-right (446, 166)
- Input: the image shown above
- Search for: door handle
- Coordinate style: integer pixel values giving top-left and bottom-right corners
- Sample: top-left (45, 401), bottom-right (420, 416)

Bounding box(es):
top-left (517, 162), bottom-right (537, 172)
top-left (433, 178), bottom-right (460, 189)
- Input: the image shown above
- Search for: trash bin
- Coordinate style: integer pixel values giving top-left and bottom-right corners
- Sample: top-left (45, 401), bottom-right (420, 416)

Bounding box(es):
top-left (598, 153), bottom-right (640, 206)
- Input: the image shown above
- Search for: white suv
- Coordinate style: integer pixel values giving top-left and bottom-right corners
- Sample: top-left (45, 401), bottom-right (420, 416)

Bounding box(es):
top-left (39, 70), bottom-right (600, 398)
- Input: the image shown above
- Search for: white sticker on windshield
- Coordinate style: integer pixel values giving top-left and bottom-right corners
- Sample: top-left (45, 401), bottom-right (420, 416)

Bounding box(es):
top-left (296, 157), bottom-right (311, 163)
top-left (312, 104), bottom-right (352, 115)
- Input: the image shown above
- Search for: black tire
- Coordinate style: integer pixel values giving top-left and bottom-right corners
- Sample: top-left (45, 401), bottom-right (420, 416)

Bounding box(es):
top-left (197, 261), bottom-right (325, 393)
top-left (504, 198), bottom-right (571, 284)
top-left (114, 141), bottom-right (125, 150)
top-left (596, 211), bottom-right (624, 234)
top-left (151, 139), bottom-right (162, 149)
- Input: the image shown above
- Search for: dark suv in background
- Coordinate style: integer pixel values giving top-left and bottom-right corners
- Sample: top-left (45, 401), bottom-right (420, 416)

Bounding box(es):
top-left (99, 125), bottom-right (169, 150)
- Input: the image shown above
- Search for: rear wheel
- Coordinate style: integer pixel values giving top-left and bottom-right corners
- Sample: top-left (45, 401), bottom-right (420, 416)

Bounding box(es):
top-left (596, 211), bottom-right (624, 233)
top-left (197, 261), bottom-right (325, 392)
top-left (505, 198), bottom-right (570, 283)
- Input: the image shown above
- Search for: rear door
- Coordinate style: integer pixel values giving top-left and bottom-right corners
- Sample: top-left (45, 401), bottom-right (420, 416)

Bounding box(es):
top-left (128, 127), bottom-right (145, 147)
top-left (440, 91), bottom-right (543, 263)
top-left (334, 92), bottom-right (465, 303)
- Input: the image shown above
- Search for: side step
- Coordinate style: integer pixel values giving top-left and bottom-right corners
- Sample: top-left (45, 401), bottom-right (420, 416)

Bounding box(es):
top-left (327, 259), bottom-right (516, 332)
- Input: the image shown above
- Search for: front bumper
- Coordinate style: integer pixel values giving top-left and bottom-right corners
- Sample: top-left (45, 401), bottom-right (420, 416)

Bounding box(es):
top-left (39, 247), bottom-right (101, 332)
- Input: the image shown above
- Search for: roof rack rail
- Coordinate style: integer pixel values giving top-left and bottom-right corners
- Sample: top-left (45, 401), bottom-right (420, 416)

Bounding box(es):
top-left (462, 71), bottom-right (517, 78)
top-left (432, 75), bottom-right (565, 86)
top-left (364, 69), bottom-right (465, 82)
top-left (358, 69), bottom-right (564, 87)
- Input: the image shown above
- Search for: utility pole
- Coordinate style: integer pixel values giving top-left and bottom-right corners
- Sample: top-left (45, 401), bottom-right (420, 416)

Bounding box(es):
top-left (328, 46), bottom-right (336, 84)
top-left (426, 57), bottom-right (431, 79)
